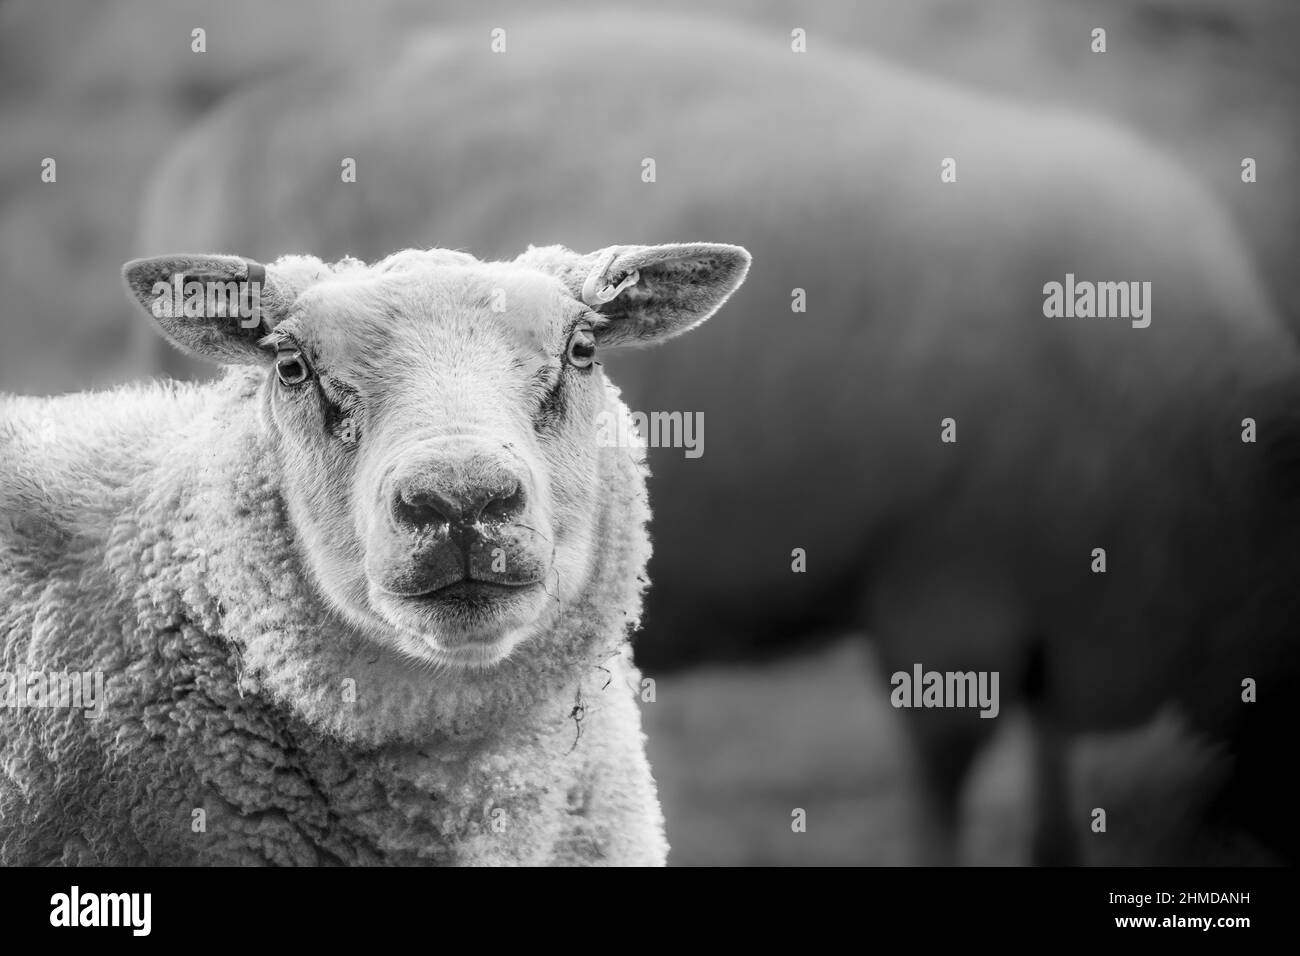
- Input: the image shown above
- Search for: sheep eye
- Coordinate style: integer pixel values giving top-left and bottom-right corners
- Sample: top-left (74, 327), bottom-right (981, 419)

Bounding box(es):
top-left (275, 350), bottom-right (311, 386)
top-left (565, 327), bottom-right (596, 369)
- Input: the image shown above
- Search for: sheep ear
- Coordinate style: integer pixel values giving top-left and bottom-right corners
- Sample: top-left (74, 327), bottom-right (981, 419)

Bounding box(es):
top-left (520, 243), bottom-right (751, 347)
top-left (122, 254), bottom-right (290, 365)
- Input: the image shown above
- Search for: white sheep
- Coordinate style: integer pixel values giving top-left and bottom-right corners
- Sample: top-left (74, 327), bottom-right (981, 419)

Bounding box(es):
top-left (0, 242), bottom-right (749, 865)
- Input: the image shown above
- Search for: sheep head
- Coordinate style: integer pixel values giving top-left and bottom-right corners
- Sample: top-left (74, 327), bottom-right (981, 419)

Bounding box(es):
top-left (123, 244), bottom-right (749, 671)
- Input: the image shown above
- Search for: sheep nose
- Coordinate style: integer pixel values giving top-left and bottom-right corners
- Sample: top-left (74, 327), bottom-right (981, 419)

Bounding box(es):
top-left (392, 464), bottom-right (526, 534)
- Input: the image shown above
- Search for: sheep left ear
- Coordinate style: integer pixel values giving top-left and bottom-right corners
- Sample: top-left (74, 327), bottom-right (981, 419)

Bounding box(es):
top-left (122, 254), bottom-right (290, 366)
top-left (519, 243), bottom-right (751, 347)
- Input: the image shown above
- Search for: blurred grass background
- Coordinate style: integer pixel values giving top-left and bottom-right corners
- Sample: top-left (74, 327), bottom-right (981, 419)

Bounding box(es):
top-left (2, 0), bottom-right (1296, 396)
top-left (2, 0), bottom-right (1295, 864)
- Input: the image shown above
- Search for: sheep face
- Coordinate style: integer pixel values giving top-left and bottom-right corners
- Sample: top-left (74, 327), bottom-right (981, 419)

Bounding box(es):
top-left (123, 244), bottom-right (749, 670)
top-left (267, 256), bottom-right (606, 670)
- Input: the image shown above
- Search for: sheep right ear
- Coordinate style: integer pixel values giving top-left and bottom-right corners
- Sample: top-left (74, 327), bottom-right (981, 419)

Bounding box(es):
top-left (517, 243), bottom-right (750, 348)
top-left (123, 254), bottom-right (290, 365)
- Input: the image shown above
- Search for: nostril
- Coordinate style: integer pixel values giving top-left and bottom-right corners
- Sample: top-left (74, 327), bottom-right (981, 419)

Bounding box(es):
top-left (392, 470), bottom-right (525, 531)
top-left (481, 482), bottom-right (525, 522)
top-left (394, 490), bottom-right (450, 531)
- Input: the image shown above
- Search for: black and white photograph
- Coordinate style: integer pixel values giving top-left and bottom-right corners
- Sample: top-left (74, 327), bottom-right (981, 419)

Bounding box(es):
top-left (0, 0), bottom-right (1294, 936)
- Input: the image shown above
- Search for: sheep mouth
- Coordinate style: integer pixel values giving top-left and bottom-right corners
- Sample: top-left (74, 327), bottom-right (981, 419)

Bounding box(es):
top-left (383, 577), bottom-right (547, 634)
top-left (370, 577), bottom-right (549, 667)
top-left (368, 570), bottom-right (549, 660)
top-left (406, 579), bottom-right (540, 607)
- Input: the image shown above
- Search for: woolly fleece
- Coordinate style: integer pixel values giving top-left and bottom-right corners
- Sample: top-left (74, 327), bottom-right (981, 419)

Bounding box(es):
top-left (0, 368), bottom-right (666, 865)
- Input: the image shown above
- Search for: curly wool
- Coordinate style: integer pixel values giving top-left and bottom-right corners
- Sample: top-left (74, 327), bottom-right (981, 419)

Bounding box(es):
top-left (0, 369), bottom-right (665, 865)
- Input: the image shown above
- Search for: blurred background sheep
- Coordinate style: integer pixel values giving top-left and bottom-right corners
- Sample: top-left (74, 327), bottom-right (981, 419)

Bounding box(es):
top-left (1, 0), bottom-right (1296, 865)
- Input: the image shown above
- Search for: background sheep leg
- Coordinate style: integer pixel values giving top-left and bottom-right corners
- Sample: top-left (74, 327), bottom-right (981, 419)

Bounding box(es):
top-left (1028, 710), bottom-right (1076, 866)
top-left (901, 707), bottom-right (999, 865)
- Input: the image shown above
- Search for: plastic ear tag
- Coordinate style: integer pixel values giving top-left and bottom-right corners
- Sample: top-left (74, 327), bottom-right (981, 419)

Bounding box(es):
top-left (581, 251), bottom-right (640, 308)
